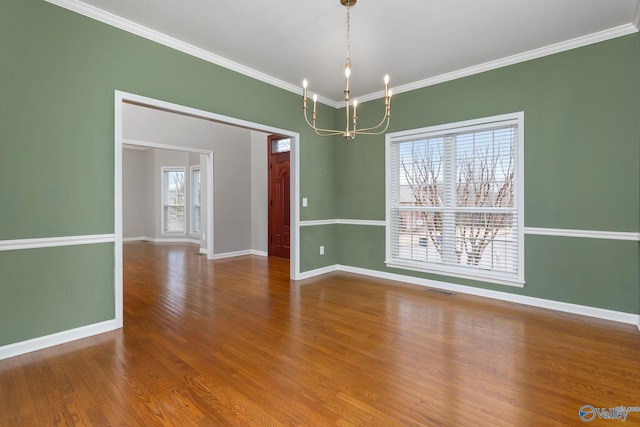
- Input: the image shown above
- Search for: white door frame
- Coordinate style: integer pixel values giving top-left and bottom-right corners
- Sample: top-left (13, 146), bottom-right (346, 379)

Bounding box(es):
top-left (114, 90), bottom-right (300, 328)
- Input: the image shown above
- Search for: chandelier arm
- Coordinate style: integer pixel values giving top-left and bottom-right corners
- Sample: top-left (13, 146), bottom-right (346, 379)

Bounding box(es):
top-left (353, 120), bottom-right (389, 135)
top-left (314, 128), bottom-right (347, 137)
top-left (303, 109), bottom-right (348, 136)
top-left (353, 110), bottom-right (390, 133)
top-left (351, 118), bottom-right (390, 136)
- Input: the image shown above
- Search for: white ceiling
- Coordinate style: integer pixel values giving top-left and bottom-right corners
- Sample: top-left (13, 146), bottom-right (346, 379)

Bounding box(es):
top-left (57, 0), bottom-right (639, 104)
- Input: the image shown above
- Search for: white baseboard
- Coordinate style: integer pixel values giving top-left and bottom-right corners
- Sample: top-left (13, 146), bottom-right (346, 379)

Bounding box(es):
top-left (296, 265), bottom-right (339, 280)
top-left (123, 236), bottom-right (147, 242)
top-left (154, 237), bottom-right (201, 245)
top-left (211, 249), bottom-right (252, 259)
top-left (299, 264), bottom-right (640, 327)
top-left (211, 249), bottom-right (268, 259)
top-left (0, 320), bottom-right (119, 361)
top-left (213, 249), bottom-right (269, 259)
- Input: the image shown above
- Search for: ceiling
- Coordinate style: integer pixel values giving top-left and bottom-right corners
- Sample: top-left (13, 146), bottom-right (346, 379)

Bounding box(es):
top-left (59, 0), bottom-right (639, 104)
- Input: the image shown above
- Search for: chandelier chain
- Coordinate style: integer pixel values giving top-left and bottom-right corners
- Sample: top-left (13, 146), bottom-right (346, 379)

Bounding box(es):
top-left (346, 3), bottom-right (351, 65)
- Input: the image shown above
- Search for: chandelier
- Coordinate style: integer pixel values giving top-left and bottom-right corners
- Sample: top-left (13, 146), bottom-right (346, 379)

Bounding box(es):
top-left (302, 0), bottom-right (392, 140)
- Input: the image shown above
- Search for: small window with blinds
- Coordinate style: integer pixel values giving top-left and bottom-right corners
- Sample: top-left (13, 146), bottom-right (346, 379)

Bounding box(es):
top-left (385, 112), bottom-right (524, 287)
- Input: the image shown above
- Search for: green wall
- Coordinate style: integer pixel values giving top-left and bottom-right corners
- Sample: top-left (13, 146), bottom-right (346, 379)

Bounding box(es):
top-left (0, 0), bottom-right (337, 346)
top-left (0, 244), bottom-right (115, 345)
top-left (331, 34), bottom-right (640, 314)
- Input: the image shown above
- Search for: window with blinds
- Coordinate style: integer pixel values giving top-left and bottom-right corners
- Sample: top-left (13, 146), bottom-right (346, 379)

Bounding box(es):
top-left (190, 167), bottom-right (201, 235)
top-left (385, 113), bottom-right (524, 286)
top-left (162, 167), bottom-right (186, 233)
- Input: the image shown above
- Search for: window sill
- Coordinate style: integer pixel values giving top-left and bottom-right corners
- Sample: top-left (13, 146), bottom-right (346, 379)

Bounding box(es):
top-left (385, 259), bottom-right (525, 288)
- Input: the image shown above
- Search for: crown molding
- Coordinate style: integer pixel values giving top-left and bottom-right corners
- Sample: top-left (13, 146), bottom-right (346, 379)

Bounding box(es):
top-left (46, 0), bottom-right (637, 109)
top-left (374, 24), bottom-right (639, 102)
top-left (44, 0), bottom-right (339, 108)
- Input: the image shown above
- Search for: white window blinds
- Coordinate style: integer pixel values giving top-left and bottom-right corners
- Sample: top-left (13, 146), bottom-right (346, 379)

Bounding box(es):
top-left (386, 113), bottom-right (524, 286)
top-left (162, 167), bottom-right (186, 233)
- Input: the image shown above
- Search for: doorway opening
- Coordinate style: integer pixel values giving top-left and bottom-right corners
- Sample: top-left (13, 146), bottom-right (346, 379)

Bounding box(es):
top-left (114, 90), bottom-right (300, 328)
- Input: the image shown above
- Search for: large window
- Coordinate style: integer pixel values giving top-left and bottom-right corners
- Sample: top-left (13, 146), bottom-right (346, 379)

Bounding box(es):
top-left (190, 166), bottom-right (201, 235)
top-left (162, 167), bottom-right (186, 233)
top-left (386, 112), bottom-right (524, 286)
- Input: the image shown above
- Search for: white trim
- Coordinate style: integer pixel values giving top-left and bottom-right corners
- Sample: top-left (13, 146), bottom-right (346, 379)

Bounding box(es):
top-left (0, 234), bottom-right (115, 251)
top-left (525, 227), bottom-right (640, 241)
top-left (338, 219), bottom-right (386, 227)
top-left (299, 264), bottom-right (639, 326)
top-left (207, 153), bottom-right (215, 260)
top-left (123, 236), bottom-right (147, 242)
top-left (386, 24), bottom-right (639, 100)
top-left (115, 92), bottom-right (297, 139)
top-left (114, 93), bottom-right (124, 329)
top-left (45, 1), bottom-right (636, 107)
top-left (291, 126), bottom-right (301, 280)
top-left (634, 1), bottom-right (640, 30)
top-left (296, 264), bottom-right (339, 280)
top-left (0, 320), bottom-right (118, 361)
top-left (211, 250), bottom-right (253, 260)
top-left (300, 219), bottom-right (339, 227)
top-left (190, 165), bottom-right (202, 236)
top-left (386, 112), bottom-right (524, 140)
top-left (299, 219), bottom-right (386, 227)
top-left (154, 238), bottom-right (201, 245)
top-left (210, 249), bottom-right (267, 260)
top-left (123, 139), bottom-right (212, 155)
top-left (299, 221), bottom-right (640, 242)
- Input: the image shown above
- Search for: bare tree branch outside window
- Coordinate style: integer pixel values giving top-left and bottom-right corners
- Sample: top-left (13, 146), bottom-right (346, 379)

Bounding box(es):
top-left (400, 143), bottom-right (444, 255)
top-left (399, 129), bottom-right (515, 269)
top-left (456, 143), bottom-right (514, 266)
top-left (164, 169), bottom-right (186, 233)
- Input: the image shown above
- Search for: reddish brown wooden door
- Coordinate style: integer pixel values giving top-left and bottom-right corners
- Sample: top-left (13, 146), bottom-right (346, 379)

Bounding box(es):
top-left (268, 135), bottom-right (290, 258)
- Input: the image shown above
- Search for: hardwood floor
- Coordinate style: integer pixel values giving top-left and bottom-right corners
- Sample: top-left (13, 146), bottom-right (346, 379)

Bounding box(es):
top-left (1, 242), bottom-right (639, 426)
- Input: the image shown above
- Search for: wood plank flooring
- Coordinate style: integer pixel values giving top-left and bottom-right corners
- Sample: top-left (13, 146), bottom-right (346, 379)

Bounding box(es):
top-left (1, 242), bottom-right (639, 426)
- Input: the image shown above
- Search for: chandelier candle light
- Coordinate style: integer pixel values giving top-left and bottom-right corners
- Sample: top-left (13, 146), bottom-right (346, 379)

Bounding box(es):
top-left (302, 0), bottom-right (392, 140)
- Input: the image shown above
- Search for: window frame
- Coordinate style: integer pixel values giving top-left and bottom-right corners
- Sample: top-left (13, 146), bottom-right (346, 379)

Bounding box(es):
top-left (190, 165), bottom-right (201, 236)
top-left (161, 166), bottom-right (186, 234)
top-left (385, 112), bottom-right (525, 287)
